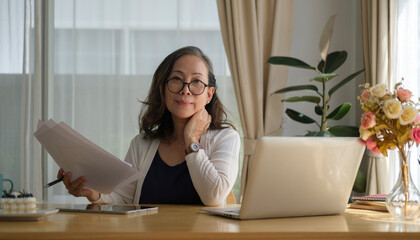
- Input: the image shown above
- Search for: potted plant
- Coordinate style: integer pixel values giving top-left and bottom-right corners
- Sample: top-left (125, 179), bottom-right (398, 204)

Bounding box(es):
top-left (268, 15), bottom-right (364, 137)
top-left (268, 15), bottom-right (366, 193)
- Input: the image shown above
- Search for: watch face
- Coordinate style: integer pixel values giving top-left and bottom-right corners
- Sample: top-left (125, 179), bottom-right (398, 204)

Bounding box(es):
top-left (190, 142), bottom-right (200, 152)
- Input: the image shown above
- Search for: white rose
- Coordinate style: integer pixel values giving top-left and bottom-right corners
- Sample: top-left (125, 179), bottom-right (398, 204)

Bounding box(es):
top-left (368, 95), bottom-right (379, 105)
top-left (399, 106), bottom-right (418, 125)
top-left (383, 99), bottom-right (402, 119)
top-left (371, 83), bottom-right (387, 98)
top-left (359, 126), bottom-right (374, 141)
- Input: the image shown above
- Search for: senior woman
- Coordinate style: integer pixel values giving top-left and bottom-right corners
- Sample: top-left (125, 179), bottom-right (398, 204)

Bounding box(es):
top-left (58, 46), bottom-right (240, 206)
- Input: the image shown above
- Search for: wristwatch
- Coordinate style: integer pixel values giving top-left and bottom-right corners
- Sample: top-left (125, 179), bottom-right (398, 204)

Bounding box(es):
top-left (185, 142), bottom-right (200, 155)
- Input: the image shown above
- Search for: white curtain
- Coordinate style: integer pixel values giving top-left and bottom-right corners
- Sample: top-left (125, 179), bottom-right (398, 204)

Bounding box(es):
top-left (392, 0), bottom-right (420, 191)
top-left (0, 0), bottom-right (44, 199)
top-left (0, 0), bottom-right (239, 203)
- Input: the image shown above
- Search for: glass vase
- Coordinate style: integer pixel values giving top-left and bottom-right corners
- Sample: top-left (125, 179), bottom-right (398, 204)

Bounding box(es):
top-left (386, 146), bottom-right (420, 220)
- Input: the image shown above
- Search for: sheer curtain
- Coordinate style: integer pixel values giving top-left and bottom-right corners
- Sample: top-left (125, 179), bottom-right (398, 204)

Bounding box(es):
top-left (392, 0), bottom-right (420, 191)
top-left (0, 0), bottom-right (44, 199)
top-left (48, 0), bottom-right (240, 203)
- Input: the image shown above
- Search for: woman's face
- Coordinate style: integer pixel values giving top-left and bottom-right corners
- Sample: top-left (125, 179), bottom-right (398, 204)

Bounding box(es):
top-left (164, 54), bottom-right (215, 120)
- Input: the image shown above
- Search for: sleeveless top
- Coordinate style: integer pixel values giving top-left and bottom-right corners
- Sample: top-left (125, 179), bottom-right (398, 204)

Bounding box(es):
top-left (139, 151), bottom-right (202, 204)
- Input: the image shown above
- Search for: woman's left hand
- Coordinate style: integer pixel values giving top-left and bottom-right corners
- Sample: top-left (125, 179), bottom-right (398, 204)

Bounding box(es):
top-left (184, 109), bottom-right (211, 146)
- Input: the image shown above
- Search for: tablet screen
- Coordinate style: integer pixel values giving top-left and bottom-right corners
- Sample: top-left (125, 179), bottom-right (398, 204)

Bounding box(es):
top-left (58, 204), bottom-right (158, 215)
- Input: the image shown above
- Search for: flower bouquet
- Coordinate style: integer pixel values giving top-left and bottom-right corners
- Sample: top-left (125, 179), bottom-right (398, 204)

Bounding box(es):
top-left (358, 80), bottom-right (420, 220)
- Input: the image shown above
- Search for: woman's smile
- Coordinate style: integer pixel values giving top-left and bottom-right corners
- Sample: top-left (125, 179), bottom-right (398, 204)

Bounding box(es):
top-left (176, 100), bottom-right (192, 106)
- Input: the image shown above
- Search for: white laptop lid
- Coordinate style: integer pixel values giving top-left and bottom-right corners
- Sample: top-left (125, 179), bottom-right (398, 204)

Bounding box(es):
top-left (239, 137), bottom-right (365, 219)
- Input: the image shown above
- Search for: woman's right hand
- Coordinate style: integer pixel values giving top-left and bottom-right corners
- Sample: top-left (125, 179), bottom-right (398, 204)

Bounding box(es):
top-left (58, 168), bottom-right (100, 202)
top-left (184, 109), bottom-right (211, 147)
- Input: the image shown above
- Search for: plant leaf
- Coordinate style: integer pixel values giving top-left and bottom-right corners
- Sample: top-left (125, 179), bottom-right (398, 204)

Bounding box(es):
top-left (282, 96), bottom-right (321, 104)
top-left (314, 105), bottom-right (329, 115)
top-left (310, 73), bottom-right (338, 82)
top-left (326, 103), bottom-right (351, 120)
top-left (328, 125), bottom-right (359, 137)
top-left (319, 14), bottom-right (337, 62)
top-left (267, 56), bottom-right (316, 70)
top-left (317, 51), bottom-right (347, 73)
top-left (328, 69), bottom-right (365, 97)
top-left (285, 108), bottom-right (316, 124)
top-left (272, 84), bottom-right (318, 95)
top-left (315, 106), bottom-right (323, 115)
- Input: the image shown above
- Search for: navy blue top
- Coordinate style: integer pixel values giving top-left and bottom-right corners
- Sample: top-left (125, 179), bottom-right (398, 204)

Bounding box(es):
top-left (139, 151), bottom-right (203, 204)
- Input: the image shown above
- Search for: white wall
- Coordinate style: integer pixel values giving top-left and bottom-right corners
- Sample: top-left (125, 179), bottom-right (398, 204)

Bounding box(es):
top-left (282, 0), bottom-right (364, 136)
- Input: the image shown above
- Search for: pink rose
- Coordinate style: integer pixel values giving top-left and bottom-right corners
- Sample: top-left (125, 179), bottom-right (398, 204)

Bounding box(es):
top-left (397, 89), bottom-right (412, 102)
top-left (363, 137), bottom-right (381, 154)
top-left (361, 112), bottom-right (376, 129)
top-left (414, 115), bottom-right (420, 125)
top-left (361, 89), bottom-right (371, 99)
top-left (365, 136), bottom-right (377, 150)
top-left (410, 128), bottom-right (420, 143)
top-left (372, 146), bottom-right (381, 155)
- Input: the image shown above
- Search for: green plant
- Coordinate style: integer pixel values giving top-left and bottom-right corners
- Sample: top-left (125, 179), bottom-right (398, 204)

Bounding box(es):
top-left (268, 15), bottom-right (364, 137)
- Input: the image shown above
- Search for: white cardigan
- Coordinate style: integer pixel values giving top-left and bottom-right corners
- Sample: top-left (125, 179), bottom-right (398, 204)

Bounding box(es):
top-left (93, 128), bottom-right (240, 206)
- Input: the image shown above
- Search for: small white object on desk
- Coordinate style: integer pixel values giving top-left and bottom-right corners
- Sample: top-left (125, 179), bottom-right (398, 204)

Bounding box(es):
top-left (0, 193), bottom-right (37, 213)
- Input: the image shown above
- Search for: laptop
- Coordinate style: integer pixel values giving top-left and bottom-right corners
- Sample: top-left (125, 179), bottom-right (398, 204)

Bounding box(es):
top-left (202, 136), bottom-right (365, 220)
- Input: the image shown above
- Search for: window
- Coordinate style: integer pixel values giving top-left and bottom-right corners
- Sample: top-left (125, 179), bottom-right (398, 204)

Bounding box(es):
top-left (391, 0), bottom-right (420, 190)
top-left (0, 0), bottom-right (242, 202)
top-left (0, 0), bottom-right (29, 193)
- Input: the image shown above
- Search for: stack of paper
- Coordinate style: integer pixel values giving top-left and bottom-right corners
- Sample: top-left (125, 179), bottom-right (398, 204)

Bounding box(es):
top-left (349, 194), bottom-right (387, 212)
top-left (34, 119), bottom-right (141, 194)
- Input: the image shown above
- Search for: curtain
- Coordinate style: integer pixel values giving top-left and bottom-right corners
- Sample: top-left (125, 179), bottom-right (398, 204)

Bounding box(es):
top-left (361, 0), bottom-right (397, 195)
top-left (0, 0), bottom-right (43, 199)
top-left (217, 0), bottom-right (295, 201)
top-left (393, 0), bottom-right (420, 189)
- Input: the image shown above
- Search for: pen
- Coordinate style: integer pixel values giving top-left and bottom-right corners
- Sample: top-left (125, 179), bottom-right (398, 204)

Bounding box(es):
top-left (43, 175), bottom-right (65, 188)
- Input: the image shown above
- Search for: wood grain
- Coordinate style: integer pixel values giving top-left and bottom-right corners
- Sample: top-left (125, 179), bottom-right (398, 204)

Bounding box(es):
top-left (0, 204), bottom-right (419, 240)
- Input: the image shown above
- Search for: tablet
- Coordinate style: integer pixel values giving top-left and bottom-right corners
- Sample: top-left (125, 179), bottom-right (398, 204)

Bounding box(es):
top-left (58, 204), bottom-right (158, 215)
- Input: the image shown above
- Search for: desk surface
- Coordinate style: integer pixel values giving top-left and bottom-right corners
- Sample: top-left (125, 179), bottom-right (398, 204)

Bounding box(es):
top-left (0, 204), bottom-right (420, 240)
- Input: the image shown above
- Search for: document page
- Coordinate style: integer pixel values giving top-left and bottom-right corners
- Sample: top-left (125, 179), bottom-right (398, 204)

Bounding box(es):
top-left (34, 119), bottom-right (141, 193)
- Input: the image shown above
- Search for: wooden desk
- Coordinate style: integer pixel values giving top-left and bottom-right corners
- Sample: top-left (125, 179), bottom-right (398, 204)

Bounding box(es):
top-left (0, 204), bottom-right (420, 240)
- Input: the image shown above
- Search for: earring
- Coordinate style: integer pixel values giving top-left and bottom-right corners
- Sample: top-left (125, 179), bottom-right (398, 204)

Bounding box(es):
top-left (207, 100), bottom-right (210, 104)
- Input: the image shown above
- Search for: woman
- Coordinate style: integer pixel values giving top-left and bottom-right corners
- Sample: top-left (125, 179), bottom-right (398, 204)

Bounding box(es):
top-left (58, 46), bottom-right (240, 206)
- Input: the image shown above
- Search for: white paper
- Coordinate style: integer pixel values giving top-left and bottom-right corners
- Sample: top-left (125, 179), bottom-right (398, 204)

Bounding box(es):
top-left (34, 119), bottom-right (141, 194)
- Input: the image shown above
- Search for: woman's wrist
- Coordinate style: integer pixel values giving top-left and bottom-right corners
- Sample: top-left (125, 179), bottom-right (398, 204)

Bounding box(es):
top-left (185, 137), bottom-right (199, 148)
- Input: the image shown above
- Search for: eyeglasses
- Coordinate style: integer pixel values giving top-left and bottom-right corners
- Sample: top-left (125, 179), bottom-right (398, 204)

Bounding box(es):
top-left (166, 78), bottom-right (209, 95)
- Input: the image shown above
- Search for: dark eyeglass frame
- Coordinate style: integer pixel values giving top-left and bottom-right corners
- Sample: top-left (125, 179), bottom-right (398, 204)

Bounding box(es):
top-left (166, 78), bottom-right (209, 95)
